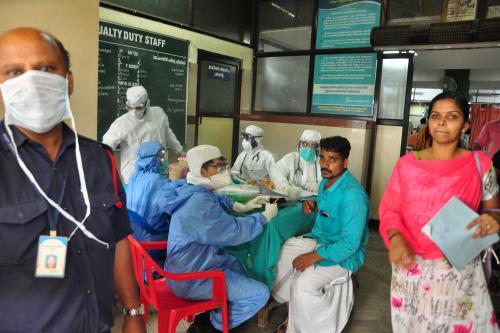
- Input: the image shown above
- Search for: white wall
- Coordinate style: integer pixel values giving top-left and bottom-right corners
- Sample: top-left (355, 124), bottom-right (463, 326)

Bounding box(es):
top-left (0, 0), bottom-right (100, 138)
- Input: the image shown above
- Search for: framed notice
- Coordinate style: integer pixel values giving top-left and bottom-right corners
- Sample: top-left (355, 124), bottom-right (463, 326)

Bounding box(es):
top-left (443, 0), bottom-right (478, 22)
top-left (311, 53), bottom-right (377, 116)
top-left (316, 0), bottom-right (381, 49)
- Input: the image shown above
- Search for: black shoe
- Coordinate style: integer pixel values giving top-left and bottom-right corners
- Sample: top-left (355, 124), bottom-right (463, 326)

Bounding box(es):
top-left (187, 311), bottom-right (219, 333)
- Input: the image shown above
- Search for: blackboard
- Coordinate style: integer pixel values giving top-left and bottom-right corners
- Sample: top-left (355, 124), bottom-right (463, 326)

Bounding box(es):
top-left (97, 20), bottom-right (188, 144)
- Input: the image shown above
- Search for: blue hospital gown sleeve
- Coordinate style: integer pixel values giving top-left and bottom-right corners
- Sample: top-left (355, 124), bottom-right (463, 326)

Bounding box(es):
top-left (193, 192), bottom-right (265, 246)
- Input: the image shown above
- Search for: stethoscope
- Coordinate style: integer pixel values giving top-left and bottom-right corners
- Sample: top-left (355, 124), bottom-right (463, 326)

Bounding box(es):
top-left (239, 151), bottom-right (261, 174)
top-left (293, 154), bottom-right (318, 182)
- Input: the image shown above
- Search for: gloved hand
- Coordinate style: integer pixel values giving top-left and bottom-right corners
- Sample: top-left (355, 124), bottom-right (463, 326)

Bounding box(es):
top-left (262, 203), bottom-right (278, 222)
top-left (303, 181), bottom-right (318, 192)
top-left (233, 195), bottom-right (270, 213)
top-left (285, 185), bottom-right (302, 199)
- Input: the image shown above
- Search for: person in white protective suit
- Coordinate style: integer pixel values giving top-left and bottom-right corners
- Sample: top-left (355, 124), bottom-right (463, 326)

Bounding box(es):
top-left (102, 85), bottom-right (184, 183)
top-left (272, 136), bottom-right (371, 333)
top-left (231, 125), bottom-right (275, 181)
top-left (270, 129), bottom-right (322, 198)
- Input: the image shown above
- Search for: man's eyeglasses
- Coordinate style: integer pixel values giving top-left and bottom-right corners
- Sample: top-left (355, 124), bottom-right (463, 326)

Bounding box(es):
top-left (207, 161), bottom-right (228, 173)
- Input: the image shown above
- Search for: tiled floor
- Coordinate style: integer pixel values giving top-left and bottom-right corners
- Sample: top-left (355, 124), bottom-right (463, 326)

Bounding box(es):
top-left (112, 230), bottom-right (393, 332)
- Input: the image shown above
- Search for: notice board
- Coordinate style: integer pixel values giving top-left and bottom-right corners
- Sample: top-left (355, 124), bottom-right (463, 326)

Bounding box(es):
top-left (97, 20), bottom-right (188, 143)
top-left (311, 53), bottom-right (377, 116)
top-left (316, 0), bottom-right (381, 49)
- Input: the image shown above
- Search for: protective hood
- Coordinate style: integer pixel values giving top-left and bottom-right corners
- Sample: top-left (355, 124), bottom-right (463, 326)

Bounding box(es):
top-left (134, 141), bottom-right (164, 173)
top-left (126, 85), bottom-right (148, 107)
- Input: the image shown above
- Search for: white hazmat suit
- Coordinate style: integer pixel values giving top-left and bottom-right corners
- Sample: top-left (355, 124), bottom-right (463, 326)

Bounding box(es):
top-left (270, 129), bottom-right (322, 197)
top-left (102, 85), bottom-right (183, 183)
top-left (231, 125), bottom-right (275, 181)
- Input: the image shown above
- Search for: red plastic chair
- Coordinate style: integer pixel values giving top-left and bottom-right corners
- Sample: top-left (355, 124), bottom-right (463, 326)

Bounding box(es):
top-left (127, 235), bottom-right (229, 333)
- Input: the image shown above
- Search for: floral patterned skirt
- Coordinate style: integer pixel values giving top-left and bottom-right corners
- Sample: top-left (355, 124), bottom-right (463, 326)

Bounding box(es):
top-left (391, 256), bottom-right (499, 333)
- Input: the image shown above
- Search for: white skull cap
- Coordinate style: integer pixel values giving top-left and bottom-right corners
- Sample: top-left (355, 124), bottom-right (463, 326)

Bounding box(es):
top-left (126, 85), bottom-right (148, 107)
top-left (245, 125), bottom-right (263, 137)
top-left (300, 129), bottom-right (321, 142)
top-left (187, 145), bottom-right (222, 176)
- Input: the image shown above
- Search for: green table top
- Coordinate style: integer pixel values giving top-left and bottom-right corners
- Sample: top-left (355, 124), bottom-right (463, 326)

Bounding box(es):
top-left (225, 202), bottom-right (316, 289)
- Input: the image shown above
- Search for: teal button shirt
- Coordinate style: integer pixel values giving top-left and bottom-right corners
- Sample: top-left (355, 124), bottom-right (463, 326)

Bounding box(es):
top-left (304, 170), bottom-right (371, 272)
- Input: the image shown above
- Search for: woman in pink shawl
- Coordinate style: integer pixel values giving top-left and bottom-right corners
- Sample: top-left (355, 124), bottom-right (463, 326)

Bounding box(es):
top-left (380, 92), bottom-right (500, 332)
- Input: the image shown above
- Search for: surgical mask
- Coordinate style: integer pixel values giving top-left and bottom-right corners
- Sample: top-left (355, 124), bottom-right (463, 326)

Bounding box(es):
top-left (0, 70), bottom-right (70, 133)
top-left (208, 169), bottom-right (232, 190)
top-left (242, 139), bottom-right (253, 151)
top-left (1, 71), bottom-right (108, 247)
top-left (131, 108), bottom-right (145, 120)
top-left (299, 147), bottom-right (317, 163)
top-left (186, 168), bottom-right (232, 190)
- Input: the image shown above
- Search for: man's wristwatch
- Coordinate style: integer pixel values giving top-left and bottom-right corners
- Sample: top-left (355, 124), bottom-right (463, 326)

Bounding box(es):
top-left (122, 304), bottom-right (145, 317)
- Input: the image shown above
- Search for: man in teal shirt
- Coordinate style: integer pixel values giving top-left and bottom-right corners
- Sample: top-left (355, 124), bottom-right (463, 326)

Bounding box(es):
top-left (272, 136), bottom-right (370, 333)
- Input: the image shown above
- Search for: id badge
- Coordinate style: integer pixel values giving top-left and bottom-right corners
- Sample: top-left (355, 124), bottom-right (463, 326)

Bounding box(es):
top-left (35, 235), bottom-right (68, 278)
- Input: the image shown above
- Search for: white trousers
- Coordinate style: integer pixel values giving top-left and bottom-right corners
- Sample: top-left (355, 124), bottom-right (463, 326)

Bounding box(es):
top-left (272, 237), bottom-right (354, 333)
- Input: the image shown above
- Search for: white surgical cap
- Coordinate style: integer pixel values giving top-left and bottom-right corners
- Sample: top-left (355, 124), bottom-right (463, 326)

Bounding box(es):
top-left (300, 129), bottom-right (321, 142)
top-left (245, 125), bottom-right (263, 137)
top-left (126, 85), bottom-right (148, 108)
top-left (187, 145), bottom-right (222, 176)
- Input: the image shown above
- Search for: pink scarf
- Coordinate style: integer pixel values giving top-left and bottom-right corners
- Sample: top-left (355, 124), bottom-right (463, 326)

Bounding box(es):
top-left (379, 151), bottom-right (491, 259)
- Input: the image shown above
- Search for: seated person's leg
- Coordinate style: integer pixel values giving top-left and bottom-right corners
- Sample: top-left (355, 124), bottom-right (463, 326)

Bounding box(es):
top-left (288, 265), bottom-right (353, 332)
top-left (210, 268), bottom-right (270, 330)
top-left (273, 236), bottom-right (316, 303)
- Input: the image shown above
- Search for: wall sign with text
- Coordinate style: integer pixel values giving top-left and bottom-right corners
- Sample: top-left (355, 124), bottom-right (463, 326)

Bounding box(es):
top-left (316, 0), bottom-right (381, 49)
top-left (312, 53), bottom-right (377, 116)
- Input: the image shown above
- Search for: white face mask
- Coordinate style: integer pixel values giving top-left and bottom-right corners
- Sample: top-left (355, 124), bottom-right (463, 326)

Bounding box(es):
top-left (208, 169), bottom-right (232, 190)
top-left (242, 139), bottom-right (253, 151)
top-left (186, 168), bottom-right (232, 190)
top-left (130, 108), bottom-right (145, 120)
top-left (0, 71), bottom-right (70, 133)
top-left (1, 71), bottom-right (108, 247)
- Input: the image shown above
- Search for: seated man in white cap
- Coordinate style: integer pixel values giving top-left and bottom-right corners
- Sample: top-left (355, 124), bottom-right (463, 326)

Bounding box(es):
top-left (102, 85), bottom-right (184, 183)
top-left (270, 129), bottom-right (322, 198)
top-left (231, 125), bottom-right (276, 181)
top-left (162, 145), bottom-right (278, 332)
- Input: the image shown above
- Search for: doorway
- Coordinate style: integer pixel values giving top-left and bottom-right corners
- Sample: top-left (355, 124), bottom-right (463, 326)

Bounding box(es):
top-left (195, 50), bottom-right (242, 165)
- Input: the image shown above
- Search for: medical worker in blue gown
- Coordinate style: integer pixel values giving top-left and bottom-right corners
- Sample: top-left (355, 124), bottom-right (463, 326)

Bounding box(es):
top-left (126, 141), bottom-right (184, 244)
top-left (164, 144), bottom-right (278, 332)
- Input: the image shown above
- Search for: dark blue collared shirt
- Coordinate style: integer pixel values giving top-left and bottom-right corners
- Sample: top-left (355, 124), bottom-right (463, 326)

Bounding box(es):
top-left (0, 122), bottom-right (132, 333)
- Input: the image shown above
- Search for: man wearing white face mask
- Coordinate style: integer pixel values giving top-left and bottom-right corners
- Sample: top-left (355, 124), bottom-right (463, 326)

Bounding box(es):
top-left (0, 28), bottom-right (145, 333)
top-left (231, 125), bottom-right (275, 181)
top-left (102, 85), bottom-right (184, 184)
top-left (162, 144), bottom-right (278, 332)
top-left (270, 129), bottom-right (322, 198)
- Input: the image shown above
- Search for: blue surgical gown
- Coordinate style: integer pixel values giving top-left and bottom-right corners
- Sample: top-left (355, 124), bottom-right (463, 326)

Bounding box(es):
top-left (164, 182), bottom-right (270, 330)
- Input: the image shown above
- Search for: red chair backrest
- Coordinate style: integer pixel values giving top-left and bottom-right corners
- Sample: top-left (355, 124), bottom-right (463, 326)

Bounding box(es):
top-left (128, 236), bottom-right (167, 308)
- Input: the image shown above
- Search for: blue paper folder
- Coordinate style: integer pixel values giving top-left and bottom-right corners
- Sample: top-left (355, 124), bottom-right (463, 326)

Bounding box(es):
top-left (421, 196), bottom-right (499, 271)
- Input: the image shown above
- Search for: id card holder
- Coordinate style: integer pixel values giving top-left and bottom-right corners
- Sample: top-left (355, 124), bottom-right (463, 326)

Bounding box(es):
top-left (35, 235), bottom-right (68, 278)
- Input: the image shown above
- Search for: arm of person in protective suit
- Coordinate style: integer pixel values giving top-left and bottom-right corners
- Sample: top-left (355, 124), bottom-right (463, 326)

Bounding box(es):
top-left (194, 192), bottom-right (266, 246)
top-left (215, 192), bottom-right (236, 211)
top-left (162, 113), bottom-right (183, 154)
top-left (231, 152), bottom-right (245, 177)
top-left (102, 120), bottom-right (124, 150)
top-left (270, 153), bottom-right (293, 194)
top-left (315, 190), bottom-right (369, 264)
top-left (263, 151), bottom-right (276, 177)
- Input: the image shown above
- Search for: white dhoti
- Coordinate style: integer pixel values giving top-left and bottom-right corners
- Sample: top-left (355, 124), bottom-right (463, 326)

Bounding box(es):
top-left (272, 237), bottom-right (354, 333)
